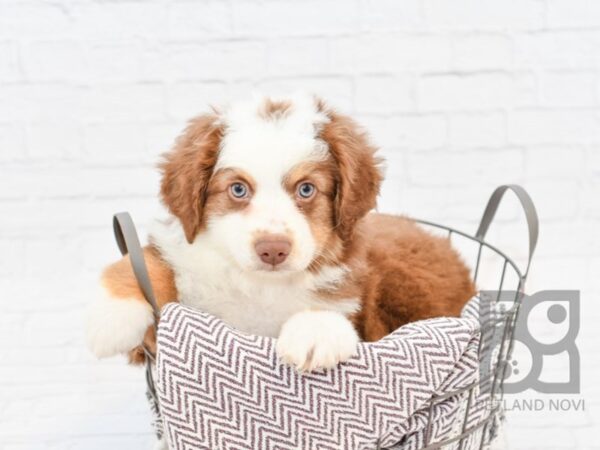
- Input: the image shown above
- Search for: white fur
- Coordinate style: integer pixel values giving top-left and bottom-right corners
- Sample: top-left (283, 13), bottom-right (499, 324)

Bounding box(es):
top-left (86, 288), bottom-right (154, 358)
top-left (150, 218), bottom-right (358, 338)
top-left (154, 438), bottom-right (168, 450)
top-left (211, 94), bottom-right (331, 273)
top-left (205, 190), bottom-right (318, 272)
top-left (276, 310), bottom-right (360, 371)
top-left (217, 93), bottom-right (330, 174)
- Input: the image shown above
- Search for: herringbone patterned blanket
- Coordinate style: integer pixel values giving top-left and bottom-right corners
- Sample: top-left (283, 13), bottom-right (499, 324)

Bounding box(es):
top-left (155, 300), bottom-right (490, 450)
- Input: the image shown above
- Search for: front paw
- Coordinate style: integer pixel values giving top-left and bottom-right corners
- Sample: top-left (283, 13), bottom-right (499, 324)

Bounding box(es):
top-left (276, 310), bottom-right (359, 372)
top-left (86, 288), bottom-right (154, 358)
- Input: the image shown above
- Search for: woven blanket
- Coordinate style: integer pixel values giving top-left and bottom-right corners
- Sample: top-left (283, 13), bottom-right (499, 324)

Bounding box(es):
top-left (155, 300), bottom-right (491, 450)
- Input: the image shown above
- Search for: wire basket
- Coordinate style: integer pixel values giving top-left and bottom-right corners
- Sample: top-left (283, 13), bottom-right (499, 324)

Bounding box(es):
top-left (387, 185), bottom-right (539, 450)
top-left (113, 185), bottom-right (538, 450)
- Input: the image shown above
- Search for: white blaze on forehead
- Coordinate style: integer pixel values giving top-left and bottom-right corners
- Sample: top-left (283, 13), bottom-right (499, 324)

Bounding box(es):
top-left (216, 94), bottom-right (330, 180)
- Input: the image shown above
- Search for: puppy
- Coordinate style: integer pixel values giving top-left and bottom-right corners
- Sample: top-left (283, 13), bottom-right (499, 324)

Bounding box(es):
top-left (87, 94), bottom-right (475, 371)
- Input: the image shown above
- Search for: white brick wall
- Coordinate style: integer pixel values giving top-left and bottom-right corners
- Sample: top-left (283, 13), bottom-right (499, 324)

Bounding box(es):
top-left (0, 0), bottom-right (598, 448)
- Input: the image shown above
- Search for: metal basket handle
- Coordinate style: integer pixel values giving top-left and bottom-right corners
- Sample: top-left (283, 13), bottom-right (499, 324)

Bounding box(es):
top-left (113, 212), bottom-right (161, 322)
top-left (475, 184), bottom-right (539, 279)
top-left (112, 212), bottom-right (161, 413)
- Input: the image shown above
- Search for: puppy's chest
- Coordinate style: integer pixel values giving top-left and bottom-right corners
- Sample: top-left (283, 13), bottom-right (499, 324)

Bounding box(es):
top-left (174, 271), bottom-right (318, 337)
top-left (172, 266), bottom-right (359, 338)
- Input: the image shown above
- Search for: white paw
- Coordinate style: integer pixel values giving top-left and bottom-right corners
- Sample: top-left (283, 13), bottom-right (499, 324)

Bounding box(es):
top-left (276, 310), bottom-right (359, 372)
top-left (86, 287), bottom-right (154, 358)
top-left (154, 437), bottom-right (169, 450)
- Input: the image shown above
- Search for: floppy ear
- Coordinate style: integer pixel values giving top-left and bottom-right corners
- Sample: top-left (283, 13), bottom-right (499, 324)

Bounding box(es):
top-left (159, 114), bottom-right (223, 243)
top-left (319, 108), bottom-right (383, 240)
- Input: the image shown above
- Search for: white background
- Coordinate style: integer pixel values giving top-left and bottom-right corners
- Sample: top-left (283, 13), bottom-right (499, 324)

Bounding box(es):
top-left (1, 0), bottom-right (599, 448)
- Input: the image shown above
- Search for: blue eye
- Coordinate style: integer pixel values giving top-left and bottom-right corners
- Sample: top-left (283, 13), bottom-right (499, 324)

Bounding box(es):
top-left (230, 182), bottom-right (249, 199)
top-left (297, 182), bottom-right (315, 199)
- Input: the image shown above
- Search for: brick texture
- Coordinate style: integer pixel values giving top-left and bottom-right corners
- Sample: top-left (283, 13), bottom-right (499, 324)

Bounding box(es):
top-left (0, 0), bottom-right (598, 448)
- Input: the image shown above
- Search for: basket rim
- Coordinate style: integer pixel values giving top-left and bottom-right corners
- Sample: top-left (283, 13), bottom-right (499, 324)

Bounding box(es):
top-left (414, 218), bottom-right (525, 283)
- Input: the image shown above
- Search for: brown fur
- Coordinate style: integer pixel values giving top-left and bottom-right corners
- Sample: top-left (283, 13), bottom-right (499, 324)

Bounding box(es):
top-left (204, 168), bottom-right (256, 216)
top-left (283, 159), bottom-right (340, 267)
top-left (319, 108), bottom-right (383, 241)
top-left (353, 214), bottom-right (476, 341)
top-left (101, 97), bottom-right (476, 364)
top-left (159, 114), bottom-right (223, 243)
top-left (101, 247), bottom-right (176, 363)
top-left (259, 99), bottom-right (292, 120)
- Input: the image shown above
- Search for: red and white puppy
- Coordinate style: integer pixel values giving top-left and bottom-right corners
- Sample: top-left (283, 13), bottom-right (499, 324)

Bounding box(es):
top-left (87, 95), bottom-right (475, 371)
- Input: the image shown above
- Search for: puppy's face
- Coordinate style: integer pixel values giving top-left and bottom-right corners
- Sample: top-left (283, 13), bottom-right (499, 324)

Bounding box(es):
top-left (160, 96), bottom-right (381, 274)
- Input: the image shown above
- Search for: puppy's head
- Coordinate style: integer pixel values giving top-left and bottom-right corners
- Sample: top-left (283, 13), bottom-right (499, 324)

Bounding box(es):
top-left (160, 95), bottom-right (382, 274)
